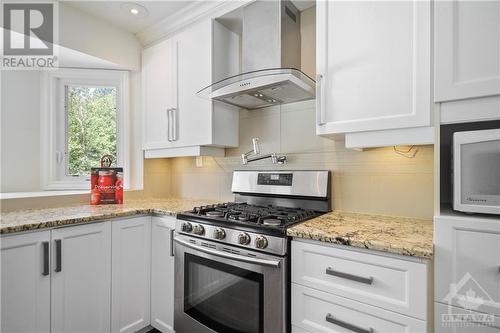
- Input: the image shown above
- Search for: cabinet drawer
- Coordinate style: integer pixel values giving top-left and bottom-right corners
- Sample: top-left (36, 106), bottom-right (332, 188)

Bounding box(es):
top-left (435, 302), bottom-right (500, 332)
top-left (292, 240), bottom-right (428, 320)
top-left (292, 284), bottom-right (426, 333)
top-left (435, 216), bottom-right (500, 317)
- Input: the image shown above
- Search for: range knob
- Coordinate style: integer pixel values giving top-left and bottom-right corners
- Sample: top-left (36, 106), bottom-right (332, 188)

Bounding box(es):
top-left (192, 224), bottom-right (205, 235)
top-left (213, 228), bottom-right (226, 240)
top-left (181, 222), bottom-right (192, 233)
top-left (238, 232), bottom-right (251, 245)
top-left (255, 235), bottom-right (268, 249)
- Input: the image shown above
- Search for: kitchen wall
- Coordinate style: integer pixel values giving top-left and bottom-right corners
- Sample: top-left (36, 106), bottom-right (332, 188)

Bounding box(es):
top-left (167, 100), bottom-right (434, 219)
top-left (1, 2), bottom-right (143, 194)
top-left (1, 71), bottom-right (42, 192)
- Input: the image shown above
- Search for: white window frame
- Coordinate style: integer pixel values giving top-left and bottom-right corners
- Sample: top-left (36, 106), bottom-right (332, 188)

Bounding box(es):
top-left (41, 69), bottom-right (130, 191)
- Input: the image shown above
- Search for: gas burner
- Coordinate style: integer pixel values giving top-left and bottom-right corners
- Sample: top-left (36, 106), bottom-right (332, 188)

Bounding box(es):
top-left (182, 199), bottom-right (325, 231)
top-left (206, 211), bottom-right (224, 217)
top-left (262, 218), bottom-right (282, 226)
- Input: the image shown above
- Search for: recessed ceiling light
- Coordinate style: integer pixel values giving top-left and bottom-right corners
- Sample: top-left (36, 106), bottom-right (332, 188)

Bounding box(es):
top-left (120, 3), bottom-right (148, 18)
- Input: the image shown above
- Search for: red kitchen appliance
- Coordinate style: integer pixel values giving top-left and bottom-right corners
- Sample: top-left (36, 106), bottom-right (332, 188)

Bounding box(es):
top-left (90, 155), bottom-right (123, 205)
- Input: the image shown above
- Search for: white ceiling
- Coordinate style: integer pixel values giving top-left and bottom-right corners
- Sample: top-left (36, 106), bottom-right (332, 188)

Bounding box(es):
top-left (63, 1), bottom-right (196, 34)
top-left (64, 0), bottom-right (316, 36)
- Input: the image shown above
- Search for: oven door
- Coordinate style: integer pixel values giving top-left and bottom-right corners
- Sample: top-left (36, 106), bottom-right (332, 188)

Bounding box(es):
top-left (174, 234), bottom-right (287, 333)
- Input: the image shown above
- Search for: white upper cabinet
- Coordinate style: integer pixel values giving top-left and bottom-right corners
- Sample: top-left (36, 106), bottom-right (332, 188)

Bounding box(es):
top-left (435, 1), bottom-right (500, 102)
top-left (435, 0), bottom-right (500, 124)
top-left (316, 1), bottom-right (432, 147)
top-left (142, 38), bottom-right (176, 150)
top-left (1, 231), bottom-right (51, 333)
top-left (143, 19), bottom-right (239, 158)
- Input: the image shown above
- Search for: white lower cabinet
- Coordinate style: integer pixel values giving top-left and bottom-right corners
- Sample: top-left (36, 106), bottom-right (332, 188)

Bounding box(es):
top-left (1, 216), bottom-right (155, 333)
top-left (434, 215), bottom-right (500, 319)
top-left (292, 240), bottom-right (428, 319)
top-left (292, 284), bottom-right (427, 333)
top-left (150, 216), bottom-right (176, 332)
top-left (51, 222), bottom-right (112, 333)
top-left (434, 303), bottom-right (500, 332)
top-left (291, 240), bottom-right (431, 333)
top-left (111, 216), bottom-right (152, 333)
top-left (1, 231), bottom-right (51, 333)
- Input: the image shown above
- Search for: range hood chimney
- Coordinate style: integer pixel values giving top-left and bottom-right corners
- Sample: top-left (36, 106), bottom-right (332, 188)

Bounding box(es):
top-left (197, 0), bottom-right (315, 110)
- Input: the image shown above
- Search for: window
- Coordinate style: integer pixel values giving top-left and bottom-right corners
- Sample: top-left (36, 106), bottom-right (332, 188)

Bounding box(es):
top-left (65, 85), bottom-right (117, 177)
top-left (42, 69), bottom-right (129, 190)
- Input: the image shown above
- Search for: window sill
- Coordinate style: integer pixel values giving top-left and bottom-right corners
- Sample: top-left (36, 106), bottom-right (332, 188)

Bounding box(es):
top-left (0, 190), bottom-right (90, 200)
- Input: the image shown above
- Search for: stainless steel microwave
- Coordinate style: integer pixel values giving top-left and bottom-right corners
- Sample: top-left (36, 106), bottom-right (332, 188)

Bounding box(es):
top-left (453, 128), bottom-right (500, 215)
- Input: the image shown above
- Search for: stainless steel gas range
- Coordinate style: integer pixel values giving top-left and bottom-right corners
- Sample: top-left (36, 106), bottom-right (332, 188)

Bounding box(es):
top-left (174, 170), bottom-right (331, 333)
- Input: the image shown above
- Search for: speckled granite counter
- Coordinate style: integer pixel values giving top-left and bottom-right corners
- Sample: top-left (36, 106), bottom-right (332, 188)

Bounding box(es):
top-left (0, 198), bottom-right (218, 234)
top-left (287, 211), bottom-right (433, 259)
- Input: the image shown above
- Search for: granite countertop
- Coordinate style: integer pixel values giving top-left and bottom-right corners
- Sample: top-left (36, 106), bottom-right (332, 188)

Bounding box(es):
top-left (0, 198), bottom-right (218, 234)
top-left (287, 211), bottom-right (433, 259)
top-left (2, 200), bottom-right (433, 259)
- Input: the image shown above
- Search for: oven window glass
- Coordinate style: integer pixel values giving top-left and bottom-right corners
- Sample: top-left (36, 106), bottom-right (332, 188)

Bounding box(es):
top-left (184, 253), bottom-right (263, 333)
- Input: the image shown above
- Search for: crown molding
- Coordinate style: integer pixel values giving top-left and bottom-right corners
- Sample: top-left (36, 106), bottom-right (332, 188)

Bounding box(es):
top-left (137, 0), bottom-right (252, 47)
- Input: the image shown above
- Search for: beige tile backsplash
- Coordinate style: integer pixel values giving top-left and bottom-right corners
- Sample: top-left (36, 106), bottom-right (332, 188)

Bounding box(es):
top-left (154, 100), bottom-right (434, 219)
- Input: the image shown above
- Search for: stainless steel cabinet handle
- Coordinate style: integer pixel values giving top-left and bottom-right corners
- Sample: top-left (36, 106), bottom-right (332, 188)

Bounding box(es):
top-left (171, 107), bottom-right (177, 141)
top-left (326, 313), bottom-right (373, 333)
top-left (166, 108), bottom-right (173, 142)
top-left (174, 237), bottom-right (281, 268)
top-left (326, 267), bottom-right (373, 285)
top-left (169, 229), bottom-right (175, 257)
top-left (54, 239), bottom-right (62, 272)
top-left (316, 74), bottom-right (326, 125)
top-left (42, 241), bottom-right (49, 276)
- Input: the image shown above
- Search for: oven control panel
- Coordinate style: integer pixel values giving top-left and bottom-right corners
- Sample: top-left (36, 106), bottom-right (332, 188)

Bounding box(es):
top-left (257, 173), bottom-right (293, 186)
top-left (176, 220), bottom-right (287, 256)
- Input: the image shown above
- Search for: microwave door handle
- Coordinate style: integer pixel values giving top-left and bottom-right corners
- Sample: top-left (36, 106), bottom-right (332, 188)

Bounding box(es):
top-left (174, 237), bottom-right (281, 268)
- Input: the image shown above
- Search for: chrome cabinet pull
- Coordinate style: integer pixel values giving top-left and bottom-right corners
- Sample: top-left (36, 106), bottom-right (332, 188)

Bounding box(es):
top-left (174, 237), bottom-right (281, 268)
top-left (171, 107), bottom-right (177, 141)
top-left (316, 74), bottom-right (326, 125)
top-left (325, 313), bottom-right (373, 333)
top-left (166, 108), bottom-right (173, 142)
top-left (42, 241), bottom-right (49, 276)
top-left (326, 267), bottom-right (373, 285)
top-left (169, 228), bottom-right (175, 257)
top-left (54, 239), bottom-right (62, 272)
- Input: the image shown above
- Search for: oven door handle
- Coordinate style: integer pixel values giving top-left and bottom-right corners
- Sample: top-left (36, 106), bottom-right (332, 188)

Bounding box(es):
top-left (174, 237), bottom-right (281, 268)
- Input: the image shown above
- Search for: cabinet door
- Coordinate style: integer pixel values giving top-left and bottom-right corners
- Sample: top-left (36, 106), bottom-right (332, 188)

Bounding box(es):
top-left (316, 0), bottom-right (431, 135)
top-left (51, 222), bottom-right (112, 333)
top-left (1, 231), bottom-right (51, 333)
top-left (143, 39), bottom-right (177, 150)
top-left (435, 1), bottom-right (500, 102)
top-left (111, 217), bottom-right (151, 333)
top-left (173, 19), bottom-right (213, 147)
top-left (435, 216), bottom-right (500, 317)
top-left (435, 302), bottom-right (500, 332)
top-left (150, 216), bottom-right (176, 332)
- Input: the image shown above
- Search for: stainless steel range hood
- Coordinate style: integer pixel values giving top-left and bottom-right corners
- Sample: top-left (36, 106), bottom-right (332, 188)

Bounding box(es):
top-left (197, 0), bottom-right (315, 110)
